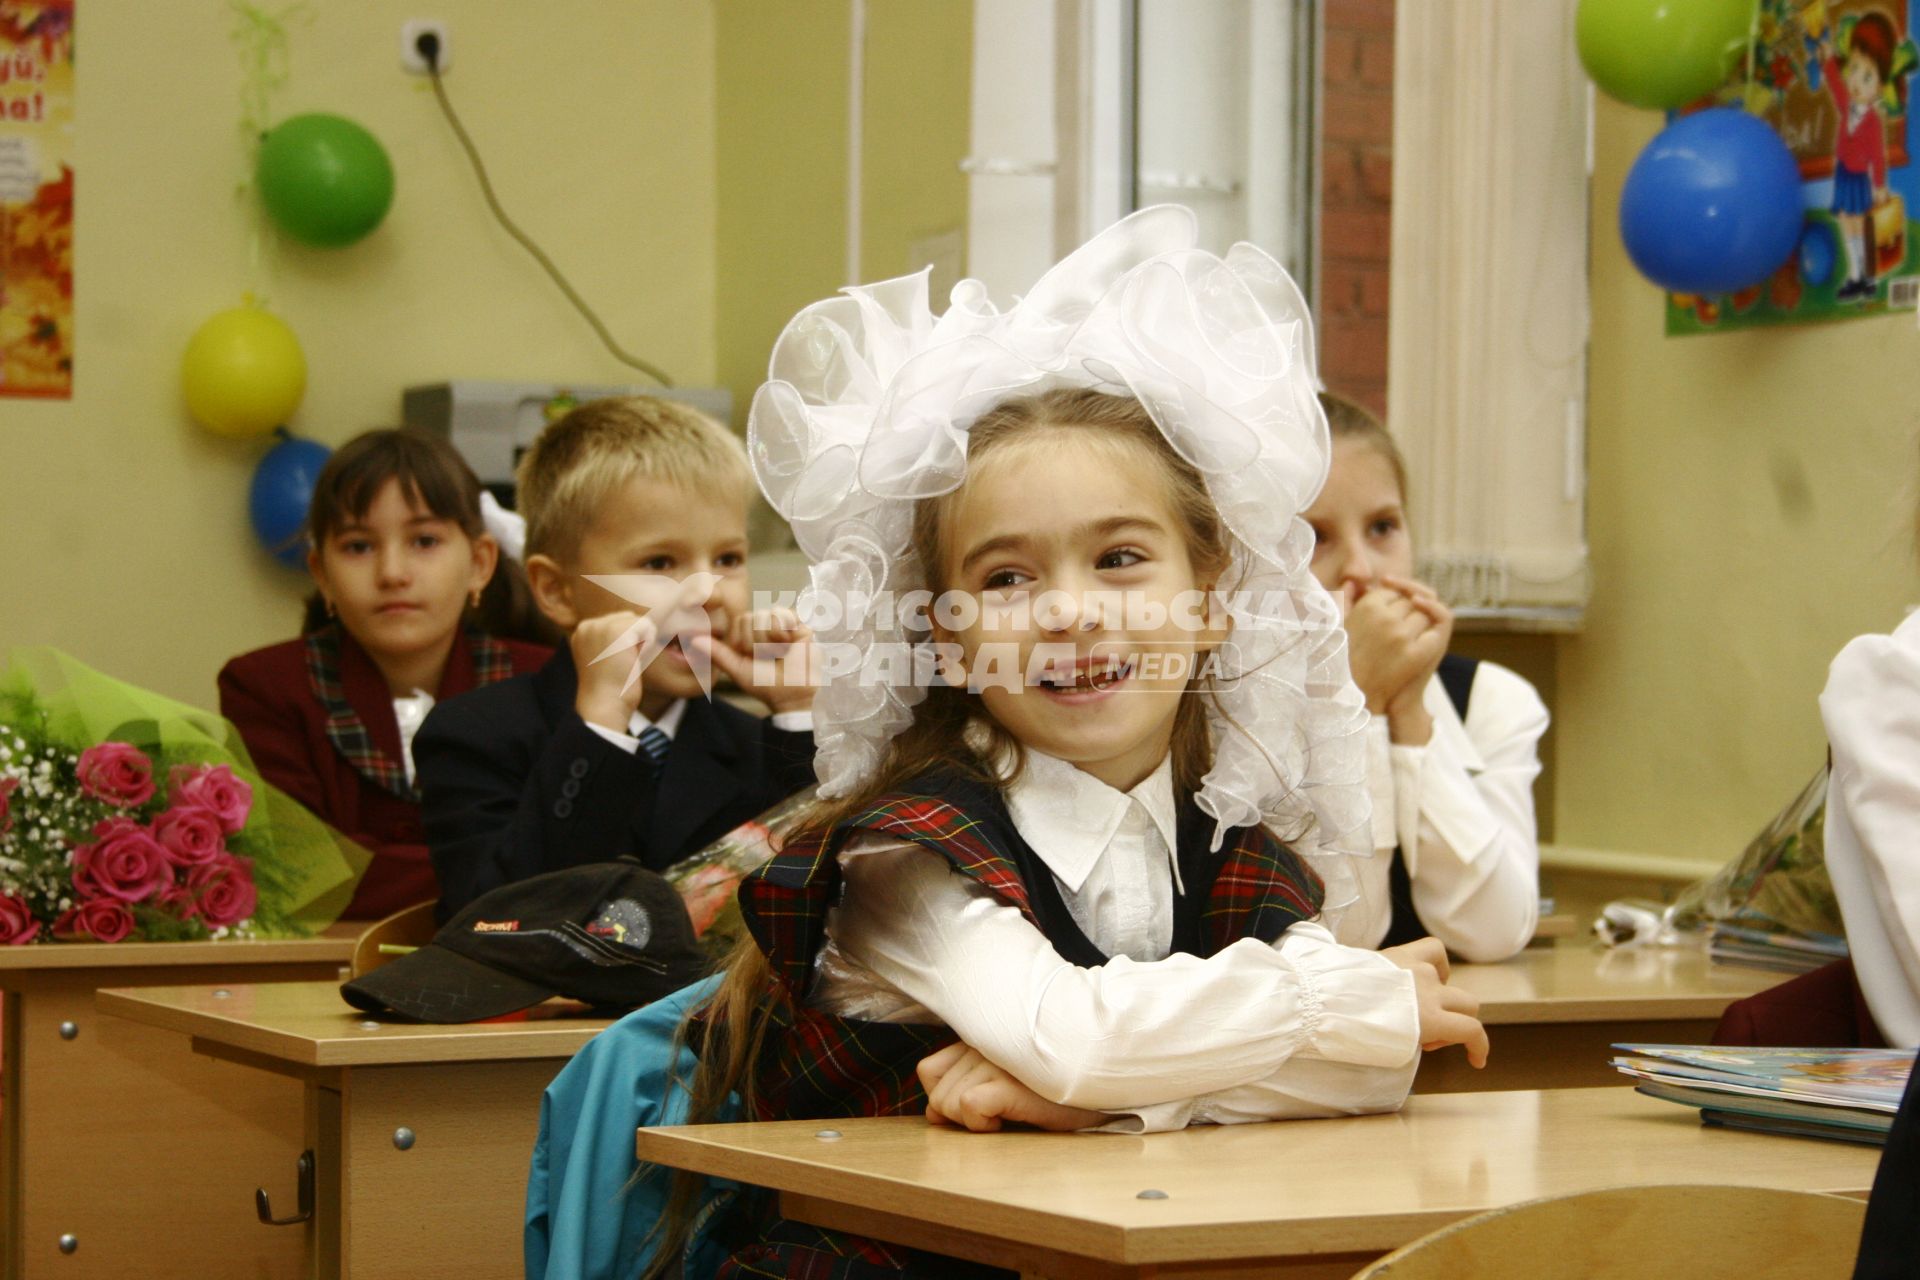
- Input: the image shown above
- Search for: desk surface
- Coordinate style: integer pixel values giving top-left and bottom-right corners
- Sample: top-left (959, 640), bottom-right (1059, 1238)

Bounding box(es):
top-left (0, 923), bottom-right (359, 972)
top-left (1452, 940), bottom-right (1782, 1024)
top-left (635, 1087), bottom-right (1880, 1268)
top-left (97, 980), bottom-right (614, 1067)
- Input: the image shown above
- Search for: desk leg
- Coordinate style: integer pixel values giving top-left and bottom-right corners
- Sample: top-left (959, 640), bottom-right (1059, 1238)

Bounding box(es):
top-left (3, 990), bottom-right (22, 1278)
top-left (308, 1083), bottom-right (344, 1280)
top-left (325, 1059), bottom-right (565, 1280)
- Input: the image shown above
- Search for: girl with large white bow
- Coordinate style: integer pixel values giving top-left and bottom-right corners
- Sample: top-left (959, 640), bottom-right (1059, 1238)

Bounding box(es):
top-left (655, 208), bottom-right (1487, 1279)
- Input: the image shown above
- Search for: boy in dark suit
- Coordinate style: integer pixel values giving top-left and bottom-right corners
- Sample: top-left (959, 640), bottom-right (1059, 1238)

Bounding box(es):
top-left (415, 398), bottom-right (817, 919)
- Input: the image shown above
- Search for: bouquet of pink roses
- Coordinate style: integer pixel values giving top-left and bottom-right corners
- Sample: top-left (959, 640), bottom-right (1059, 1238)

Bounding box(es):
top-left (0, 648), bottom-right (370, 944)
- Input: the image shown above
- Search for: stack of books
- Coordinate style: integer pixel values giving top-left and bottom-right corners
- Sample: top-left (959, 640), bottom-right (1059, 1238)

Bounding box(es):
top-left (1706, 915), bottom-right (1848, 975)
top-left (1612, 1043), bottom-right (1914, 1146)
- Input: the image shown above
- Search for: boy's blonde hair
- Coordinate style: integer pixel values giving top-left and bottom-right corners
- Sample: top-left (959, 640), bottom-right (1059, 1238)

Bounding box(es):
top-left (514, 396), bottom-right (752, 562)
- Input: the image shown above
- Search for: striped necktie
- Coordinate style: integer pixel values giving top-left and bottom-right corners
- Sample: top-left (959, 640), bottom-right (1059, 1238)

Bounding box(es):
top-left (636, 725), bottom-right (671, 775)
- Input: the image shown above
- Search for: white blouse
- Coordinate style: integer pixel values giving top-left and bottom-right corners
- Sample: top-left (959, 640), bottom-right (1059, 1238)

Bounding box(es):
top-left (1821, 611), bottom-right (1920, 1048)
top-left (810, 748), bottom-right (1422, 1133)
top-left (392, 691), bottom-right (436, 787)
top-left (1345, 661), bottom-right (1549, 963)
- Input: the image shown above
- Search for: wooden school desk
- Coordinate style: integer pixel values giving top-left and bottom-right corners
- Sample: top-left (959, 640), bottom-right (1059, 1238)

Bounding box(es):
top-left (1420, 940), bottom-right (1785, 1093)
top-left (636, 1087), bottom-right (1881, 1280)
top-left (97, 981), bottom-right (613, 1280)
top-left (0, 932), bottom-right (356, 1279)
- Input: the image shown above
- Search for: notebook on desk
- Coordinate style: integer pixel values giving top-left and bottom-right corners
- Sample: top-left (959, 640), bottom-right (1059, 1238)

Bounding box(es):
top-left (1611, 1043), bottom-right (1916, 1146)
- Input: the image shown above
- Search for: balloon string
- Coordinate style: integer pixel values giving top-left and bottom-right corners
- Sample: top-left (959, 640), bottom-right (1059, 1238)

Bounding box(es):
top-left (229, 1), bottom-right (310, 302)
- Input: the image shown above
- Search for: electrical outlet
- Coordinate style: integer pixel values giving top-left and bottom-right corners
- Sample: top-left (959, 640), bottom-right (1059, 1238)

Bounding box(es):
top-left (400, 19), bottom-right (450, 74)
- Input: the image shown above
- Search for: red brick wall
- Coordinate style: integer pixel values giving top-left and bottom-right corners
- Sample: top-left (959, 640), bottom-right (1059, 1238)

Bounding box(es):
top-left (1318, 0), bottom-right (1393, 418)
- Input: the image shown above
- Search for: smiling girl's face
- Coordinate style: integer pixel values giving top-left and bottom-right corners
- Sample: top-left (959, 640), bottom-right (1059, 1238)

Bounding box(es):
top-left (309, 477), bottom-right (496, 670)
top-left (937, 430), bottom-right (1222, 793)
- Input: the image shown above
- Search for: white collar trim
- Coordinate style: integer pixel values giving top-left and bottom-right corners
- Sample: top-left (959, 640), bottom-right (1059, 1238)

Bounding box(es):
top-left (1004, 748), bottom-right (1181, 894)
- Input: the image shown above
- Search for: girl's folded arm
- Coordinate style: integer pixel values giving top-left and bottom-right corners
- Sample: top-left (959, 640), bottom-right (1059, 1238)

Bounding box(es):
top-left (1394, 667), bottom-right (1549, 962)
top-left (833, 842), bottom-right (1419, 1114)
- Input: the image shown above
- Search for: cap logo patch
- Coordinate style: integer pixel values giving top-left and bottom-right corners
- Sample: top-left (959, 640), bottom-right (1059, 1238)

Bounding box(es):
top-left (585, 898), bottom-right (652, 949)
top-left (472, 919), bottom-right (520, 933)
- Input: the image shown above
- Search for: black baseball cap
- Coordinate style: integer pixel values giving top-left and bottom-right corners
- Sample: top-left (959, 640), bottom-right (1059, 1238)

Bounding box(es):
top-left (340, 862), bottom-right (709, 1023)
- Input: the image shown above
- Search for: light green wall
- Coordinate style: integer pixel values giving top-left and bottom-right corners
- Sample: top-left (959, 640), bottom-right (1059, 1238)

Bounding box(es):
top-left (714, 0), bottom-right (852, 432)
top-left (1553, 94), bottom-right (1920, 865)
top-left (858, 1), bottom-right (973, 286)
top-left (3, 0), bottom-right (718, 705)
top-left (3, 0), bottom-right (976, 705)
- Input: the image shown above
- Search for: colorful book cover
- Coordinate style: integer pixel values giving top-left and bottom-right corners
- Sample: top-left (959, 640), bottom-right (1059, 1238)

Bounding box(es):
top-left (1612, 1043), bottom-right (1916, 1109)
top-left (1667, 0), bottom-right (1920, 333)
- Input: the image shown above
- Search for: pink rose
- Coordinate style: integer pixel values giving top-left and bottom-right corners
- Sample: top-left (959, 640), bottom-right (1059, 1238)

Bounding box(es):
top-left (0, 892), bottom-right (40, 945)
top-left (54, 897), bottom-right (135, 944)
top-left (71, 816), bottom-right (171, 903)
top-left (167, 764), bottom-right (253, 836)
top-left (0, 775), bottom-right (17, 836)
top-left (187, 856), bottom-right (257, 929)
top-left (152, 805), bottom-right (226, 867)
top-left (76, 742), bottom-right (155, 808)
top-left (154, 883), bottom-right (200, 921)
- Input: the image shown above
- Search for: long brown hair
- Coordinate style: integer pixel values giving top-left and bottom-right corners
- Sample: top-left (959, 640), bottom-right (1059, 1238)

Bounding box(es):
top-left (644, 389), bottom-right (1241, 1271)
top-left (300, 429), bottom-right (558, 646)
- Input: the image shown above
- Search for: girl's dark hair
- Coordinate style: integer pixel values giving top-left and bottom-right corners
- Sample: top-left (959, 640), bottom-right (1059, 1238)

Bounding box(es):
top-left (300, 429), bottom-right (560, 646)
top-left (643, 388), bottom-right (1240, 1274)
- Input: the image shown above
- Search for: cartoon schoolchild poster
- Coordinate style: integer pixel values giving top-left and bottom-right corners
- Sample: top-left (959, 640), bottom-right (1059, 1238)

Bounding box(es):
top-left (0, 0), bottom-right (73, 397)
top-left (1668, 0), bottom-right (1920, 334)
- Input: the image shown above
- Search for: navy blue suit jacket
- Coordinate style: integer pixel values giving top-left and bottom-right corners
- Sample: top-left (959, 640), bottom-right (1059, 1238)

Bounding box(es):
top-left (415, 648), bottom-right (815, 920)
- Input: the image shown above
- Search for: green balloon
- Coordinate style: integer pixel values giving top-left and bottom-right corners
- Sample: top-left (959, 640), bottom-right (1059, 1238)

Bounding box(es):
top-left (1577, 0), bottom-right (1757, 110)
top-left (256, 113), bottom-right (395, 248)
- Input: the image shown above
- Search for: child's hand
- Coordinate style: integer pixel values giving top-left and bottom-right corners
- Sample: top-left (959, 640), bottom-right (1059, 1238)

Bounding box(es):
top-left (690, 609), bottom-right (819, 714)
top-left (916, 1043), bottom-right (1112, 1133)
top-left (1382, 937), bottom-right (1489, 1069)
top-left (1376, 576), bottom-right (1452, 745)
top-left (1342, 582), bottom-right (1445, 715)
top-left (571, 611), bottom-right (657, 733)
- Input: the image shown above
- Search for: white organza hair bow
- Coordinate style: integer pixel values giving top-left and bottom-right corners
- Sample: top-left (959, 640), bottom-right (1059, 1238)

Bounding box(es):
top-left (748, 206), bottom-right (1373, 913)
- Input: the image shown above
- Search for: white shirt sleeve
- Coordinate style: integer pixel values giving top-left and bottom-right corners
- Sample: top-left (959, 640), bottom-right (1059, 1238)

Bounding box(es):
top-left (1387, 664), bottom-right (1548, 962)
top-left (1821, 618), bottom-right (1920, 1048)
top-left (827, 842), bottom-right (1420, 1128)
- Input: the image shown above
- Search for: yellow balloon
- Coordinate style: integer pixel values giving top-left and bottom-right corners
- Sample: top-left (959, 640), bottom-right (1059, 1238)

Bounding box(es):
top-left (181, 307), bottom-right (308, 438)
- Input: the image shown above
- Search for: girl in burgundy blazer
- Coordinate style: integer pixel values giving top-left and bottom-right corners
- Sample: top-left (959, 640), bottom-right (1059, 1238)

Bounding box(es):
top-left (220, 430), bottom-right (549, 919)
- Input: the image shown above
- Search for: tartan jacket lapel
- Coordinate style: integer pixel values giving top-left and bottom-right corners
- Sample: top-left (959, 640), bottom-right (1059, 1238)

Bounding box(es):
top-left (305, 624), bottom-right (518, 802)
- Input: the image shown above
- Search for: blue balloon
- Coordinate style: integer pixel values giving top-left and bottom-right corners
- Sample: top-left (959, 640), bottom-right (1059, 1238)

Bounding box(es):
top-left (249, 432), bottom-right (332, 569)
top-left (1619, 108), bottom-right (1805, 295)
top-left (1798, 217), bottom-right (1837, 286)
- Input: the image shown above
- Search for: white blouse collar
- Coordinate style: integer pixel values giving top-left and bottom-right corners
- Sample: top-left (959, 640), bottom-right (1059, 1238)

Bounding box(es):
top-left (1002, 746), bottom-right (1180, 894)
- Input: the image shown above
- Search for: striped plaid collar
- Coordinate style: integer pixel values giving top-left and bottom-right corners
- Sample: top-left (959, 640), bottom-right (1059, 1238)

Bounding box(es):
top-left (305, 623), bottom-right (516, 800)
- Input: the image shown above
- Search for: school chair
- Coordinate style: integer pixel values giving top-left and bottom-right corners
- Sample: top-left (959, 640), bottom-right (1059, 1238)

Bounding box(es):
top-left (349, 898), bottom-right (439, 977)
top-left (1352, 1184), bottom-right (1866, 1280)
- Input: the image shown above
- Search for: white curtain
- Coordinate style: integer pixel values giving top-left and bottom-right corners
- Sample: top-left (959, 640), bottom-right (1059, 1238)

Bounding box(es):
top-left (1388, 0), bottom-right (1591, 615)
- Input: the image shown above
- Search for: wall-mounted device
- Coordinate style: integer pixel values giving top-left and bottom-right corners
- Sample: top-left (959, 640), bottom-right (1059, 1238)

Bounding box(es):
top-left (402, 381), bottom-right (732, 503)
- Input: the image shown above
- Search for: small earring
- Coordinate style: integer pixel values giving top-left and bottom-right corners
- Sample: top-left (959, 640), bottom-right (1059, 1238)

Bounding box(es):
top-left (470, 588), bottom-right (483, 610)
top-left (324, 596), bottom-right (338, 618)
